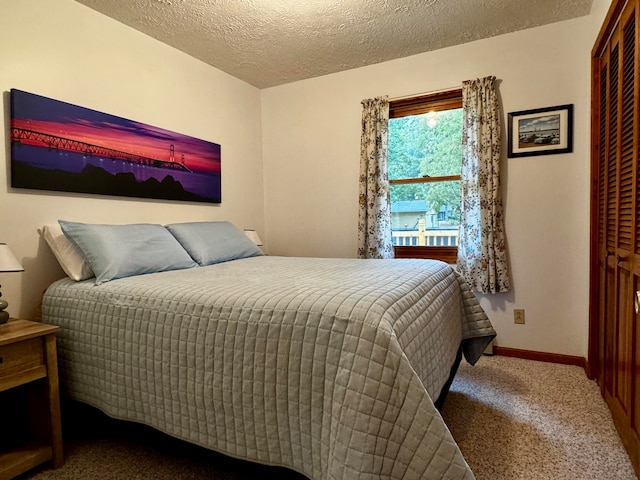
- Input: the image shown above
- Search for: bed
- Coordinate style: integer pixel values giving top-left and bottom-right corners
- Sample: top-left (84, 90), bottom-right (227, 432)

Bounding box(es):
top-left (40, 220), bottom-right (495, 480)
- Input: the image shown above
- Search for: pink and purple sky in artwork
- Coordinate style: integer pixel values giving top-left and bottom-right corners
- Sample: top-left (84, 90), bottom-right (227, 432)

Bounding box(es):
top-left (11, 91), bottom-right (220, 175)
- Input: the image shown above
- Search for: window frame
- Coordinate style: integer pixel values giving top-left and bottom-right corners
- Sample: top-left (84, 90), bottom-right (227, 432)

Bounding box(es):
top-left (389, 88), bottom-right (463, 263)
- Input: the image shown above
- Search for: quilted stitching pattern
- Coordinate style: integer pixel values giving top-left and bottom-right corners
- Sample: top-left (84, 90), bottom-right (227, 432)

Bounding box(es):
top-left (43, 257), bottom-right (493, 479)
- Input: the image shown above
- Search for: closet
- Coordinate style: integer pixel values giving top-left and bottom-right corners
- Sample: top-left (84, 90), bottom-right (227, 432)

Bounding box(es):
top-left (590, 0), bottom-right (640, 475)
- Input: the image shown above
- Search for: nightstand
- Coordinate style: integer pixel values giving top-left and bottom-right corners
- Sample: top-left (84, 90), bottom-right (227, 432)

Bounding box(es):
top-left (0, 319), bottom-right (63, 479)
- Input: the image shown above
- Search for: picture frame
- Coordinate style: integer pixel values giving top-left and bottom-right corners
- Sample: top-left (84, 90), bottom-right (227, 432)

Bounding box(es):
top-left (10, 89), bottom-right (222, 203)
top-left (507, 104), bottom-right (573, 158)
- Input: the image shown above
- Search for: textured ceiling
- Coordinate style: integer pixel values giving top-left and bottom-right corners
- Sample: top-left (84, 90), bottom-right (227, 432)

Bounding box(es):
top-left (74, 0), bottom-right (594, 88)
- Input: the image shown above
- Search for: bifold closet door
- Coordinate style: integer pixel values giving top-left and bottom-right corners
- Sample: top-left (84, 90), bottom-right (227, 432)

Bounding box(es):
top-left (592, 0), bottom-right (640, 474)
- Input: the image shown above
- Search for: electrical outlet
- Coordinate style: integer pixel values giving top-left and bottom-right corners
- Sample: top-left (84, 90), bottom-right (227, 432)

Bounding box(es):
top-left (514, 309), bottom-right (525, 324)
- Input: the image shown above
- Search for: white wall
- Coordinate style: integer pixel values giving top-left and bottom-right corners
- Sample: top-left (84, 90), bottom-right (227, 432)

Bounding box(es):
top-left (0, 0), bottom-right (264, 319)
top-left (262, 1), bottom-right (613, 357)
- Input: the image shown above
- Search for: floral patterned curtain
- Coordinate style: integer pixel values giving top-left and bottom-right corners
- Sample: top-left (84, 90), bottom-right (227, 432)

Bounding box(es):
top-left (457, 77), bottom-right (511, 293)
top-left (358, 97), bottom-right (394, 259)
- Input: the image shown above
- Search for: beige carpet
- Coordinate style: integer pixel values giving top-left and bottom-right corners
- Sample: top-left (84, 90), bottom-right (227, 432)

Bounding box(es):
top-left (21, 355), bottom-right (637, 479)
top-left (441, 356), bottom-right (637, 480)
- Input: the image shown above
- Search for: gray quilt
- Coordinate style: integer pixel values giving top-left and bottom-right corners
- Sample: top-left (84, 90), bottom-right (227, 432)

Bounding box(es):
top-left (42, 256), bottom-right (495, 479)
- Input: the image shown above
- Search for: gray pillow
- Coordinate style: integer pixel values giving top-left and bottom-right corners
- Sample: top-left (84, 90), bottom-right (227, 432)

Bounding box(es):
top-left (165, 221), bottom-right (263, 266)
top-left (59, 220), bottom-right (197, 285)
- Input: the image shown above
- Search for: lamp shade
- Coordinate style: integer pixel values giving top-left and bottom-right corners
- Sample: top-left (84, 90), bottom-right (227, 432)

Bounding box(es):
top-left (243, 229), bottom-right (263, 246)
top-left (0, 243), bottom-right (24, 272)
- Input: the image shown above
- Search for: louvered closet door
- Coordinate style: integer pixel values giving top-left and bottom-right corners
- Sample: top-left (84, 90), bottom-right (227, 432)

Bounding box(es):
top-left (593, 0), bottom-right (640, 473)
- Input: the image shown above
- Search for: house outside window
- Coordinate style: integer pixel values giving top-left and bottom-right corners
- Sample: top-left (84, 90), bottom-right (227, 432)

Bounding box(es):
top-left (388, 89), bottom-right (462, 263)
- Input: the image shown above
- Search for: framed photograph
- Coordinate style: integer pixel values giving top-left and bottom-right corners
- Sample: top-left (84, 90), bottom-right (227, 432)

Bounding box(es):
top-left (10, 89), bottom-right (221, 203)
top-left (507, 104), bottom-right (573, 158)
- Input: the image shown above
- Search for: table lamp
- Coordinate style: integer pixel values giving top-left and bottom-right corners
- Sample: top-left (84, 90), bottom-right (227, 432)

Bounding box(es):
top-left (0, 243), bottom-right (24, 324)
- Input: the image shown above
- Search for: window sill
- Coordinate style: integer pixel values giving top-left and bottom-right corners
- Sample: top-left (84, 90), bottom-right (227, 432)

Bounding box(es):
top-left (393, 246), bottom-right (457, 264)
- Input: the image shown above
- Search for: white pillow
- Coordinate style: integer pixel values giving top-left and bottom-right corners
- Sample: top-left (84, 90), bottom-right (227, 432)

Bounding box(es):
top-left (39, 223), bottom-right (94, 281)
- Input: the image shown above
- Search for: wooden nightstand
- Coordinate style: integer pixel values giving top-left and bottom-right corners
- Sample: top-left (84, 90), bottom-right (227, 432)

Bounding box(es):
top-left (0, 319), bottom-right (63, 479)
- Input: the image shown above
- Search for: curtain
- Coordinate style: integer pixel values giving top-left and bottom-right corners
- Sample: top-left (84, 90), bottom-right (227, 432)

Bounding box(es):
top-left (457, 77), bottom-right (510, 293)
top-left (358, 97), bottom-right (394, 259)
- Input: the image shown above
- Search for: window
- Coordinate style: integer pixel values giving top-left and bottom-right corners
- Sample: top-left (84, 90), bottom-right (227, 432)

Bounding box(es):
top-left (388, 89), bottom-right (463, 262)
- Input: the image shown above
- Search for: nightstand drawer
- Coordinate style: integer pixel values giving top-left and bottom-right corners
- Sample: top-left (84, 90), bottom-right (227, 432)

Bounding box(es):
top-left (0, 338), bottom-right (47, 392)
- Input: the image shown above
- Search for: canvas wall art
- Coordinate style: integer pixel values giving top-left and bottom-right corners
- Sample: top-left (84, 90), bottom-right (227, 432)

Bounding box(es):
top-left (10, 89), bottom-right (221, 203)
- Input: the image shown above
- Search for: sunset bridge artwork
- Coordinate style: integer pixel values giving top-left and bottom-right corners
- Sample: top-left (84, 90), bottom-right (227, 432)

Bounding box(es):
top-left (12, 128), bottom-right (193, 173)
top-left (10, 89), bottom-right (221, 203)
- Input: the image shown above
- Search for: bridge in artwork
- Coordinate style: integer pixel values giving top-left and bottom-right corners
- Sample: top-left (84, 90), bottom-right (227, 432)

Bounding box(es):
top-left (11, 127), bottom-right (192, 173)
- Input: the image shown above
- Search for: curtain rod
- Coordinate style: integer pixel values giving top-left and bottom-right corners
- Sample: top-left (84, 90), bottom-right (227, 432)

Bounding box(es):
top-left (388, 85), bottom-right (459, 101)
